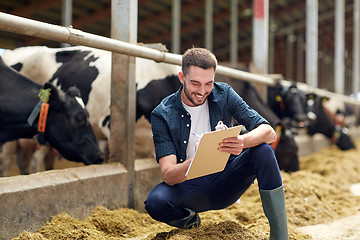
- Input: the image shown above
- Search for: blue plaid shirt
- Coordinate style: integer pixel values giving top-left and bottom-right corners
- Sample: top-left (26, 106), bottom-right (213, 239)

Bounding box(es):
top-left (151, 82), bottom-right (269, 163)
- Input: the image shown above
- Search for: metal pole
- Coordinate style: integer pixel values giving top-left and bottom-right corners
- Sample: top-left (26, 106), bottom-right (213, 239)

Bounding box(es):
top-left (286, 30), bottom-right (295, 81)
top-left (306, 0), bottom-right (318, 88)
top-left (0, 12), bottom-right (358, 105)
top-left (296, 34), bottom-right (304, 82)
top-left (230, 0), bottom-right (238, 66)
top-left (0, 13), bottom-right (272, 84)
top-left (61, 0), bottom-right (72, 47)
top-left (334, 0), bottom-right (345, 94)
top-left (252, 0), bottom-right (269, 102)
top-left (252, 0), bottom-right (269, 74)
top-left (205, 0), bottom-right (213, 51)
top-left (353, 0), bottom-right (360, 96)
top-left (172, 0), bottom-right (181, 54)
top-left (268, 14), bottom-right (275, 74)
top-left (110, 0), bottom-right (137, 209)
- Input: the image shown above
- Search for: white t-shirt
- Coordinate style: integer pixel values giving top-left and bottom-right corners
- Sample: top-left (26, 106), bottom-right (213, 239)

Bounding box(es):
top-left (182, 99), bottom-right (211, 159)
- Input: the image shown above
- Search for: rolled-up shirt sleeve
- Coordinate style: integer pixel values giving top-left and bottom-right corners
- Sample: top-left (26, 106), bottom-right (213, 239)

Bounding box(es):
top-left (151, 110), bottom-right (177, 162)
top-left (226, 85), bottom-right (269, 131)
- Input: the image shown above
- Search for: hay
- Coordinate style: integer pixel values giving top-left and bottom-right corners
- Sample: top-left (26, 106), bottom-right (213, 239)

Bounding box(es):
top-left (12, 139), bottom-right (360, 240)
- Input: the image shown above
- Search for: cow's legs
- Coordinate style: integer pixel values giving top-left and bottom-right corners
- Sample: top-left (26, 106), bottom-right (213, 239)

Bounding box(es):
top-left (16, 147), bottom-right (32, 175)
top-left (30, 145), bottom-right (48, 173)
top-left (44, 147), bottom-right (58, 170)
top-left (0, 141), bottom-right (17, 177)
top-left (17, 139), bottom-right (39, 175)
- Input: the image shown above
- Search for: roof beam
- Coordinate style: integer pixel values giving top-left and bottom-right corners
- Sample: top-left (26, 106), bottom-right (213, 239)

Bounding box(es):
top-left (11, 0), bottom-right (62, 17)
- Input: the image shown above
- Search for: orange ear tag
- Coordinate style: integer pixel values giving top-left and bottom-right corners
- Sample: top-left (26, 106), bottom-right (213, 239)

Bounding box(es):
top-left (38, 103), bottom-right (49, 132)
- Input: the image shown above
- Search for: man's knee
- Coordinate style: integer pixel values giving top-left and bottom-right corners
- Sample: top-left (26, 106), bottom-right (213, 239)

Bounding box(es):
top-left (254, 143), bottom-right (275, 155)
top-left (145, 191), bottom-right (166, 219)
top-left (253, 144), bottom-right (282, 190)
top-left (145, 186), bottom-right (179, 222)
top-left (252, 143), bottom-right (278, 166)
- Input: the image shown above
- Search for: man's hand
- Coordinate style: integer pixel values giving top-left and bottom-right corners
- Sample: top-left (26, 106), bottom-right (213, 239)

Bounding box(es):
top-left (218, 135), bottom-right (245, 155)
top-left (218, 124), bottom-right (277, 155)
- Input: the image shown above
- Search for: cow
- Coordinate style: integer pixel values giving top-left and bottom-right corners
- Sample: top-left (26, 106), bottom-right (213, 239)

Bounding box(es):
top-left (136, 74), bottom-right (181, 122)
top-left (136, 74), bottom-right (299, 172)
top-left (267, 82), bottom-right (308, 129)
top-left (3, 46), bottom-right (112, 140)
top-left (217, 76), bottom-right (299, 172)
top-left (1, 45), bottom-right (179, 175)
top-left (306, 93), bottom-right (356, 150)
top-left (0, 57), bottom-right (104, 167)
top-left (322, 98), bottom-right (359, 129)
top-left (267, 81), bottom-right (357, 151)
top-left (2, 45), bottom-right (180, 140)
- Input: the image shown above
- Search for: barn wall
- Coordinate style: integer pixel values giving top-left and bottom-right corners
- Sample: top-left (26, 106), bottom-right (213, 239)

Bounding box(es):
top-left (134, 159), bottom-right (162, 211)
top-left (295, 132), bottom-right (331, 157)
top-left (295, 126), bottom-right (360, 157)
top-left (0, 161), bottom-right (162, 240)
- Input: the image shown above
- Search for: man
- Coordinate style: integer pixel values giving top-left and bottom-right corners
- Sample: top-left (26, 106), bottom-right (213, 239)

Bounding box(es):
top-left (145, 48), bottom-right (289, 240)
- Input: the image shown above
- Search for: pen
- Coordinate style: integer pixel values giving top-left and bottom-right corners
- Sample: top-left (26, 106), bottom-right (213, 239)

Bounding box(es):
top-left (193, 132), bottom-right (202, 138)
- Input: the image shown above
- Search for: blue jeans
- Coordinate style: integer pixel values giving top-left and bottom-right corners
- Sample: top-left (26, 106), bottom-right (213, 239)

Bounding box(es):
top-left (145, 144), bottom-right (282, 223)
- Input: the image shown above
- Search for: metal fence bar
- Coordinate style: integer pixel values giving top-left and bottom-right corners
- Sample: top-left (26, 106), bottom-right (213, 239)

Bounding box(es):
top-left (0, 12), bottom-right (359, 105)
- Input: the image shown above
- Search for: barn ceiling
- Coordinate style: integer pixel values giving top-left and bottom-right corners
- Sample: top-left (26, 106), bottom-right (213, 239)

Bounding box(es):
top-left (0, 0), bottom-right (357, 93)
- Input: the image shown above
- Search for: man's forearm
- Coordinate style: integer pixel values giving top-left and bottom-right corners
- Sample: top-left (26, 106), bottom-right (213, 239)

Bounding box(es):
top-left (161, 158), bottom-right (192, 186)
top-left (243, 124), bottom-right (277, 148)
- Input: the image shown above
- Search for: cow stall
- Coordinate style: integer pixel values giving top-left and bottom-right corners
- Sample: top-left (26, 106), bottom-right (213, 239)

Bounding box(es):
top-left (1, 7), bottom-right (360, 240)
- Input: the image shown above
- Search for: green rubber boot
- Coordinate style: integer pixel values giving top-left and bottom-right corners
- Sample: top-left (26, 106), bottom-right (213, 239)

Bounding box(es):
top-left (260, 185), bottom-right (289, 240)
top-left (166, 208), bottom-right (201, 229)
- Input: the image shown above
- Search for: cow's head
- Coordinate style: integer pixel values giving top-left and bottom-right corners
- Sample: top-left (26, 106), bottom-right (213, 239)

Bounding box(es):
top-left (306, 94), bottom-right (335, 138)
top-left (274, 125), bottom-right (299, 172)
top-left (42, 83), bottom-right (104, 165)
top-left (306, 94), bottom-right (357, 151)
top-left (334, 127), bottom-right (356, 150)
top-left (282, 85), bottom-right (308, 127)
top-left (269, 83), bottom-right (308, 129)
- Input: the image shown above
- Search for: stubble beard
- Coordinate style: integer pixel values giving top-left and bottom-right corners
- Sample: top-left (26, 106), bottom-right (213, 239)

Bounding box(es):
top-left (183, 81), bottom-right (208, 107)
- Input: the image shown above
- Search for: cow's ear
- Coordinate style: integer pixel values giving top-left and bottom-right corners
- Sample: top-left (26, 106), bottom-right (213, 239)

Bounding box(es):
top-left (44, 82), bottom-right (62, 109)
top-left (306, 93), bottom-right (315, 100)
top-left (275, 95), bottom-right (282, 102)
top-left (274, 82), bottom-right (282, 89)
top-left (11, 63), bottom-right (23, 71)
top-left (321, 96), bottom-right (329, 103)
top-left (66, 86), bottom-right (81, 98)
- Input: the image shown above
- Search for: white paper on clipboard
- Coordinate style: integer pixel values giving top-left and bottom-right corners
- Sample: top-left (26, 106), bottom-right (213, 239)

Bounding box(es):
top-left (185, 125), bottom-right (243, 180)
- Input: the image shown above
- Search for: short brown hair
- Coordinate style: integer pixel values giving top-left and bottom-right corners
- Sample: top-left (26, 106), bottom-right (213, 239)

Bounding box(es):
top-left (182, 47), bottom-right (217, 75)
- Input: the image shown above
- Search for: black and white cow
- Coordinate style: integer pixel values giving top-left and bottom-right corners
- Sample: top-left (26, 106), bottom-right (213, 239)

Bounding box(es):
top-left (306, 93), bottom-right (356, 150)
top-left (322, 98), bottom-right (359, 129)
top-left (2, 45), bottom-right (179, 140)
top-left (136, 74), bottom-right (299, 172)
top-left (217, 76), bottom-right (299, 172)
top-left (3, 46), bottom-right (112, 140)
top-left (0, 57), bottom-right (104, 165)
top-left (267, 81), bottom-right (356, 151)
top-left (267, 82), bottom-right (308, 129)
top-left (136, 75), bottom-right (181, 122)
top-left (1, 45), bottom-right (179, 175)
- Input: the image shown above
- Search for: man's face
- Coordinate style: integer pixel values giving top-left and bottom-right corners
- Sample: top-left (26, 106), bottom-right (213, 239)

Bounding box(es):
top-left (179, 66), bottom-right (215, 107)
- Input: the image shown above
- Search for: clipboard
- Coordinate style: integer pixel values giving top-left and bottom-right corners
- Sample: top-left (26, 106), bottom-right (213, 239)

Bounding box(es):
top-left (185, 125), bottom-right (243, 180)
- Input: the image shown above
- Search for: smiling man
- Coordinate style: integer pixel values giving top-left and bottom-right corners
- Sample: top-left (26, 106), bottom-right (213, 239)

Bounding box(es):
top-left (145, 48), bottom-right (289, 240)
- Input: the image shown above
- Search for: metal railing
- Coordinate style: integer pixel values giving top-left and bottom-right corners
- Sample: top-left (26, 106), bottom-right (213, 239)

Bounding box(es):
top-left (0, 12), bottom-right (359, 105)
